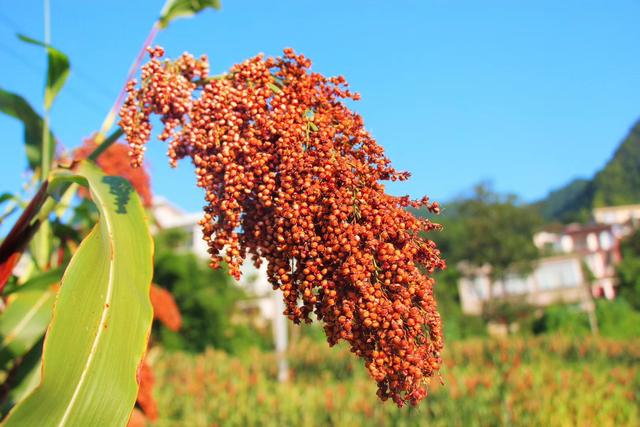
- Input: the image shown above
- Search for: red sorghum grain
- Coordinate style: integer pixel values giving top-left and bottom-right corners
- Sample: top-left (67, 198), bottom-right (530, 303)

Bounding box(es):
top-left (120, 47), bottom-right (445, 406)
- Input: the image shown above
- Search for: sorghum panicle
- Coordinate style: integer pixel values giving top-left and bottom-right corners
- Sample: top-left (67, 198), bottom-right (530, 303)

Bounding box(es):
top-left (120, 46), bottom-right (446, 406)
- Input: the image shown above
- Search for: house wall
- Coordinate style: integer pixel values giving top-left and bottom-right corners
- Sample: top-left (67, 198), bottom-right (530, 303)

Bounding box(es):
top-left (458, 255), bottom-right (591, 315)
top-left (593, 204), bottom-right (640, 226)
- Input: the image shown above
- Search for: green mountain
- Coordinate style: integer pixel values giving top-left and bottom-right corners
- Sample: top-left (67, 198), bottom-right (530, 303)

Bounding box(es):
top-left (538, 119), bottom-right (640, 223)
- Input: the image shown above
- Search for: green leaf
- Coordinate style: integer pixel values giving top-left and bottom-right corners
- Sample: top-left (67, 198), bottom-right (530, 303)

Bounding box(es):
top-left (0, 271), bottom-right (60, 368)
top-left (0, 89), bottom-right (56, 170)
top-left (18, 34), bottom-right (71, 111)
top-left (0, 193), bottom-right (13, 205)
top-left (2, 162), bottom-right (154, 427)
top-left (2, 267), bottom-right (63, 296)
top-left (159, 0), bottom-right (221, 28)
top-left (29, 221), bottom-right (52, 270)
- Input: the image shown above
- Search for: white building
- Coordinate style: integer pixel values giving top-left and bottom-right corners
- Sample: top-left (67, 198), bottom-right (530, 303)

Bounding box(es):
top-left (532, 223), bottom-right (620, 298)
top-left (593, 204), bottom-right (640, 238)
top-left (458, 255), bottom-right (593, 316)
top-left (458, 207), bottom-right (633, 316)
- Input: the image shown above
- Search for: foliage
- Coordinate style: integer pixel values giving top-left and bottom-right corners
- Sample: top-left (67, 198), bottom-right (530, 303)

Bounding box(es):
top-left (617, 229), bottom-right (640, 311)
top-left (17, 34), bottom-right (70, 111)
top-left (159, 0), bottom-right (221, 28)
top-left (433, 183), bottom-right (541, 280)
top-left (594, 300), bottom-right (640, 339)
top-left (2, 163), bottom-right (154, 426)
top-left (534, 178), bottom-right (592, 223)
top-left (592, 121), bottom-right (640, 207)
top-left (538, 119), bottom-right (640, 222)
top-left (0, 269), bottom-right (60, 368)
top-left (149, 336), bottom-right (640, 426)
top-left (0, 2), bottom-right (219, 424)
top-left (533, 300), bottom-right (640, 339)
top-left (0, 89), bottom-right (56, 170)
top-left (152, 229), bottom-right (269, 354)
top-left (73, 137), bottom-right (153, 207)
top-left (532, 304), bottom-right (590, 336)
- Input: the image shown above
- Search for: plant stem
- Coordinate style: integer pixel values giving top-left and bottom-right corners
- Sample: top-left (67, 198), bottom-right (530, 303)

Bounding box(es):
top-left (97, 22), bottom-right (160, 139)
top-left (34, 0), bottom-right (53, 269)
top-left (41, 0), bottom-right (52, 179)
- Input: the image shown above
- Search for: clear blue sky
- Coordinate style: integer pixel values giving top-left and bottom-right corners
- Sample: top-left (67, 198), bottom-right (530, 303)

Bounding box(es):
top-left (1, 0), bottom-right (639, 212)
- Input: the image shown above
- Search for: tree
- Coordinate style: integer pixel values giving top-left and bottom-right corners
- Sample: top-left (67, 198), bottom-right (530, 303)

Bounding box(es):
top-left (444, 183), bottom-right (541, 280)
top-left (426, 183), bottom-right (542, 327)
top-left (536, 119), bottom-right (640, 223)
top-left (617, 228), bottom-right (640, 311)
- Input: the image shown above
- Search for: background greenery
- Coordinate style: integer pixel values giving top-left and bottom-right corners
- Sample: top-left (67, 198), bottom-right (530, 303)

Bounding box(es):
top-left (149, 335), bottom-right (640, 427)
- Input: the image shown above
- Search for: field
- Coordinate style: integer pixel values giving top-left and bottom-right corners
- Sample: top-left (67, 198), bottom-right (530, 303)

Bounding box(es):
top-left (151, 335), bottom-right (640, 426)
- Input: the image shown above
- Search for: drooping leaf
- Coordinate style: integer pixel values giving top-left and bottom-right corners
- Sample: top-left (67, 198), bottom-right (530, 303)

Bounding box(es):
top-left (2, 162), bottom-right (154, 427)
top-left (0, 269), bottom-right (60, 368)
top-left (0, 193), bottom-right (13, 205)
top-left (0, 89), bottom-right (56, 170)
top-left (18, 34), bottom-right (71, 111)
top-left (159, 0), bottom-right (221, 28)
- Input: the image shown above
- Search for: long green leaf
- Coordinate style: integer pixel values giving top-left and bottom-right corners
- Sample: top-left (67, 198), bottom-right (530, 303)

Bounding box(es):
top-left (159, 0), bottom-right (221, 28)
top-left (0, 89), bottom-right (56, 170)
top-left (2, 267), bottom-right (63, 296)
top-left (18, 34), bottom-right (71, 111)
top-left (3, 162), bottom-right (154, 427)
top-left (0, 270), bottom-right (60, 368)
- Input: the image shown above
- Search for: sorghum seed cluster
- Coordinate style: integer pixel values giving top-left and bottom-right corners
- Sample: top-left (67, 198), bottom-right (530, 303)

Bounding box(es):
top-left (120, 46), bottom-right (445, 406)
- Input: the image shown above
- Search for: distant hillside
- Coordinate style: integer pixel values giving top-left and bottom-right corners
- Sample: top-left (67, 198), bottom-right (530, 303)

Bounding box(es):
top-left (538, 120), bottom-right (640, 223)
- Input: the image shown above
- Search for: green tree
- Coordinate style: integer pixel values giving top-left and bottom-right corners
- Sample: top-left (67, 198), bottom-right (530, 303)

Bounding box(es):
top-left (617, 228), bottom-right (640, 311)
top-left (420, 183), bottom-right (542, 327)
top-left (592, 121), bottom-right (640, 207)
top-left (444, 183), bottom-right (541, 280)
top-left (537, 119), bottom-right (640, 222)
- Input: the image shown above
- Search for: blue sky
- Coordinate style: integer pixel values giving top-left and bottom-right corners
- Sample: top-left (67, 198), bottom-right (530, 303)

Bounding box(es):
top-left (0, 0), bottom-right (639, 212)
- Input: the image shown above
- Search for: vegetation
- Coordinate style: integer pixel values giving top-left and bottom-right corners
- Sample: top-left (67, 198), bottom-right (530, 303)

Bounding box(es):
top-left (150, 335), bottom-right (640, 426)
top-left (152, 229), bottom-right (270, 354)
top-left (438, 184), bottom-right (541, 280)
top-left (617, 229), bottom-right (640, 311)
top-left (1, 0), bottom-right (638, 425)
top-left (533, 300), bottom-right (640, 339)
top-left (1, 0), bottom-right (450, 422)
top-left (418, 183), bottom-right (542, 326)
top-left (538, 120), bottom-right (640, 222)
